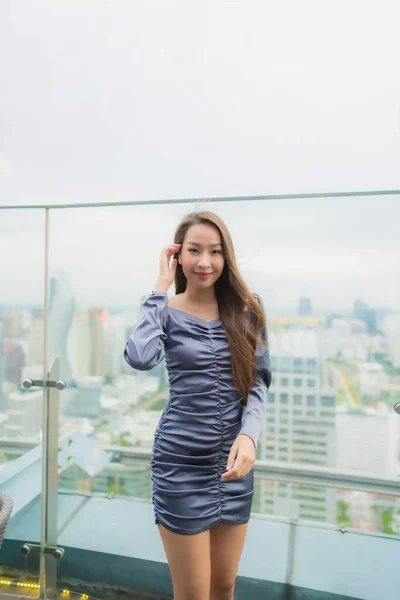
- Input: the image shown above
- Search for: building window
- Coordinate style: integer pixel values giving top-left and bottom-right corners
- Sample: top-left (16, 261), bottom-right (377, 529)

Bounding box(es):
top-left (280, 393), bottom-right (289, 404)
top-left (307, 379), bottom-right (316, 388)
top-left (307, 395), bottom-right (316, 406)
top-left (279, 357), bottom-right (291, 372)
top-left (280, 377), bottom-right (289, 386)
top-left (320, 411), bottom-right (334, 418)
top-left (321, 395), bottom-right (335, 407)
top-left (294, 394), bottom-right (302, 405)
top-left (294, 358), bottom-right (303, 372)
top-left (294, 378), bottom-right (302, 387)
top-left (306, 358), bottom-right (317, 373)
top-left (268, 393), bottom-right (275, 404)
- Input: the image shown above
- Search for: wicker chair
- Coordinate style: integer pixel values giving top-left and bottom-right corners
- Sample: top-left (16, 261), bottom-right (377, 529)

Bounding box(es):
top-left (0, 493), bottom-right (13, 550)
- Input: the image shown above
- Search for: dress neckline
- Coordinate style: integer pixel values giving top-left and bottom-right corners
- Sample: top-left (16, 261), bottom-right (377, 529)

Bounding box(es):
top-left (167, 306), bottom-right (222, 327)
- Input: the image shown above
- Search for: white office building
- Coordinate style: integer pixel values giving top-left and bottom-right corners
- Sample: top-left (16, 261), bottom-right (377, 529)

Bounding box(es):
top-left (4, 389), bottom-right (43, 440)
top-left (336, 406), bottom-right (399, 478)
top-left (258, 330), bottom-right (337, 523)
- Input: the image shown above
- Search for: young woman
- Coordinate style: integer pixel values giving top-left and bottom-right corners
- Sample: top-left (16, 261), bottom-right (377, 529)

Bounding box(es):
top-left (124, 211), bottom-right (271, 600)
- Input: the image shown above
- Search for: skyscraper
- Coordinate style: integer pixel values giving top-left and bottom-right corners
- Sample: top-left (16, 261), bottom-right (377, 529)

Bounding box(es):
top-left (2, 311), bottom-right (23, 339)
top-left (259, 329), bottom-right (336, 523)
top-left (298, 297), bottom-right (313, 316)
top-left (353, 299), bottom-right (377, 335)
top-left (4, 389), bottom-right (43, 439)
top-left (89, 308), bottom-right (107, 377)
top-left (48, 270), bottom-right (76, 382)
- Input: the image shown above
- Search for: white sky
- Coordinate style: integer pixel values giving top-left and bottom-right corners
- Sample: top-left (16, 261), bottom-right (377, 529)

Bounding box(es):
top-left (1, 196), bottom-right (400, 311)
top-left (0, 0), bottom-right (399, 205)
top-left (0, 1), bottom-right (399, 310)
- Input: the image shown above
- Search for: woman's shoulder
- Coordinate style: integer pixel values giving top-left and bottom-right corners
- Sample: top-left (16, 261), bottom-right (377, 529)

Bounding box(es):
top-left (252, 292), bottom-right (263, 306)
top-left (167, 293), bottom-right (185, 309)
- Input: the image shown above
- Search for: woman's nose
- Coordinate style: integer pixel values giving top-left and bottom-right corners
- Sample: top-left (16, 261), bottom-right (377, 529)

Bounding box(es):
top-left (198, 253), bottom-right (211, 267)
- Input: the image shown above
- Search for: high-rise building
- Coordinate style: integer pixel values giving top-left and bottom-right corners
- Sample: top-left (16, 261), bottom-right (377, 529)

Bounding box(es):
top-left (68, 310), bottom-right (91, 378)
top-left (353, 299), bottom-right (377, 335)
top-left (336, 406), bottom-right (399, 478)
top-left (298, 297), bottom-right (313, 316)
top-left (27, 309), bottom-right (44, 365)
top-left (2, 311), bottom-right (24, 339)
top-left (89, 308), bottom-right (107, 377)
top-left (68, 308), bottom-right (107, 380)
top-left (104, 315), bottom-right (128, 379)
top-left (4, 343), bottom-right (25, 386)
top-left (259, 330), bottom-right (337, 523)
top-left (382, 314), bottom-right (400, 369)
top-left (48, 270), bottom-right (76, 382)
top-left (63, 377), bottom-right (102, 419)
top-left (4, 389), bottom-right (43, 439)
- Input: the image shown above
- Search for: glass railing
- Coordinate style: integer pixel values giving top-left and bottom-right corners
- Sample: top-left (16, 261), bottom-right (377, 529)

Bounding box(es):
top-left (1, 192), bottom-right (400, 600)
top-left (0, 209), bottom-right (47, 591)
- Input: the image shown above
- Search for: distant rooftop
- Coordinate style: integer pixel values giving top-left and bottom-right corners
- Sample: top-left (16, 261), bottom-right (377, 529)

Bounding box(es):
top-left (270, 330), bottom-right (319, 359)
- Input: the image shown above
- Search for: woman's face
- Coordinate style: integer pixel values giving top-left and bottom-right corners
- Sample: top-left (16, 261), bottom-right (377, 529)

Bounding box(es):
top-left (178, 223), bottom-right (225, 290)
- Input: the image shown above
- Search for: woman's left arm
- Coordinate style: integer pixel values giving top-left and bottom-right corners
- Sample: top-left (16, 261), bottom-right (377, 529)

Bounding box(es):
top-left (221, 321), bottom-right (272, 481)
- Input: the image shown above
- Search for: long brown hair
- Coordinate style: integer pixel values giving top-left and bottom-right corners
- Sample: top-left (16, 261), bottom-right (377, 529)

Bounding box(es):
top-left (173, 211), bottom-right (266, 405)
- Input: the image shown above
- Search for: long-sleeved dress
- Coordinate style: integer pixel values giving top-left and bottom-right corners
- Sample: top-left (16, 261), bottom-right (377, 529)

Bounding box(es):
top-left (124, 291), bottom-right (271, 535)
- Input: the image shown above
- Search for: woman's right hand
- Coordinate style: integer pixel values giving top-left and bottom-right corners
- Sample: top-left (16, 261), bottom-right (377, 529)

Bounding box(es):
top-left (154, 244), bottom-right (181, 292)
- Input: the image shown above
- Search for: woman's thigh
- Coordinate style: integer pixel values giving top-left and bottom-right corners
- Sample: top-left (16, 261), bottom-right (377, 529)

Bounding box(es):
top-left (210, 522), bottom-right (248, 595)
top-left (158, 524), bottom-right (211, 600)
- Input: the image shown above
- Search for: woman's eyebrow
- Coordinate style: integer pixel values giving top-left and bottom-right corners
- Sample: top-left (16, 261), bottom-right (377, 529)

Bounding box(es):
top-left (186, 241), bottom-right (222, 247)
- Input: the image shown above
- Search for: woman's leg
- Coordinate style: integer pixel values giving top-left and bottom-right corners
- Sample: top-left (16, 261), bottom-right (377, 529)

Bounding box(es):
top-left (158, 524), bottom-right (211, 600)
top-left (209, 522), bottom-right (248, 600)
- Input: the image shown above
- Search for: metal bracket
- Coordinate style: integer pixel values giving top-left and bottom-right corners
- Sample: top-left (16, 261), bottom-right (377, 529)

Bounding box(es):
top-left (22, 379), bottom-right (67, 391)
top-left (21, 543), bottom-right (65, 560)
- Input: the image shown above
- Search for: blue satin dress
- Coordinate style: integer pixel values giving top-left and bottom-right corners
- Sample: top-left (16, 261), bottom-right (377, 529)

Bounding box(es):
top-left (124, 292), bottom-right (271, 535)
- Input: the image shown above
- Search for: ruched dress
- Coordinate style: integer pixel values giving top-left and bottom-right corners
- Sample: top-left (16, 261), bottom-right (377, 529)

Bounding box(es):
top-left (124, 291), bottom-right (271, 535)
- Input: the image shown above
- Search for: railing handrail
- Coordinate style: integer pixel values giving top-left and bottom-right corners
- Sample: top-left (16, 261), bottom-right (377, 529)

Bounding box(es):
top-left (1, 437), bottom-right (399, 496)
top-left (1, 188), bottom-right (399, 210)
top-left (105, 445), bottom-right (400, 497)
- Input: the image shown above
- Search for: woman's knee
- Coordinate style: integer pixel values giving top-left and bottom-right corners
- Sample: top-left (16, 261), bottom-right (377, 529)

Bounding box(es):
top-left (210, 576), bottom-right (235, 599)
top-left (174, 583), bottom-right (210, 600)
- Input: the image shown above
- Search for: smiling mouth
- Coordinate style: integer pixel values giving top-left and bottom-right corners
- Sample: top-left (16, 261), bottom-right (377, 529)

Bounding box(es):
top-left (195, 272), bottom-right (212, 277)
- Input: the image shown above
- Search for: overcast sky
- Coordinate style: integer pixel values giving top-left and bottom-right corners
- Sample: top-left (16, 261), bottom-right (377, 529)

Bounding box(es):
top-left (0, 0), bottom-right (399, 206)
top-left (1, 195), bottom-right (400, 312)
top-left (1, 2), bottom-right (399, 311)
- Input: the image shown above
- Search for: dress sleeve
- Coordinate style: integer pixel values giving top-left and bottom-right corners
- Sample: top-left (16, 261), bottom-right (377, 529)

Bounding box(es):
top-left (239, 300), bottom-right (272, 448)
top-left (124, 291), bottom-right (168, 371)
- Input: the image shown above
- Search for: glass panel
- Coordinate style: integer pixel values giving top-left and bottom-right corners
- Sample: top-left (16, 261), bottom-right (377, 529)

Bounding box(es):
top-left (253, 474), bottom-right (400, 535)
top-left (46, 195), bottom-right (400, 592)
top-left (0, 209), bottom-right (45, 594)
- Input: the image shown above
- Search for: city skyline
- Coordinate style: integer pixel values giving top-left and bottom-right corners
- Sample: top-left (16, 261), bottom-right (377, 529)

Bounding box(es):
top-left (1, 196), bottom-right (400, 310)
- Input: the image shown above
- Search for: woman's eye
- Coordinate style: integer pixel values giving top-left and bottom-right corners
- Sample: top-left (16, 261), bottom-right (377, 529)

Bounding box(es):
top-left (212, 250), bottom-right (222, 254)
top-left (188, 248), bottom-right (198, 253)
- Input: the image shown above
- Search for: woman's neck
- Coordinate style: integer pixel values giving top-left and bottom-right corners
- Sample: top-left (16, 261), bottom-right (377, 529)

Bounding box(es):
top-left (183, 285), bottom-right (217, 306)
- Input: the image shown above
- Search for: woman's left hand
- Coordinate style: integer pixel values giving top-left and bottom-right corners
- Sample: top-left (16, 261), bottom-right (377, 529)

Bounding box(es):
top-left (221, 434), bottom-right (256, 481)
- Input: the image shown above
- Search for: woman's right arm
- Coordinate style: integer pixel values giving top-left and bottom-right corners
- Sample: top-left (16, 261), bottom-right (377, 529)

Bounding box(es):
top-left (124, 292), bottom-right (168, 371)
top-left (124, 243), bottom-right (181, 371)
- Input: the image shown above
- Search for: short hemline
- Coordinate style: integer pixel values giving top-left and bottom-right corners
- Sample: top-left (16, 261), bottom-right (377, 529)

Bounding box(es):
top-left (155, 517), bottom-right (250, 536)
